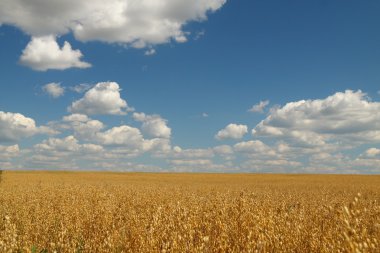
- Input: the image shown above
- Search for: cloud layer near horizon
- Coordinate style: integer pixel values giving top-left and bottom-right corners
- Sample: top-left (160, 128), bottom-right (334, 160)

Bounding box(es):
top-left (1, 84), bottom-right (379, 173)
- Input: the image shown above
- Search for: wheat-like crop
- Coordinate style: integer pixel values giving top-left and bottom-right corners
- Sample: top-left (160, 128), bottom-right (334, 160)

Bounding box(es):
top-left (0, 172), bottom-right (379, 252)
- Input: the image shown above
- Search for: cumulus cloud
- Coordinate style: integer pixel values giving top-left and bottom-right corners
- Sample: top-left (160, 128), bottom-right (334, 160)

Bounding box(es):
top-left (213, 145), bottom-right (233, 155)
top-left (213, 145), bottom-right (234, 160)
top-left (254, 90), bottom-right (380, 147)
top-left (0, 145), bottom-right (20, 159)
top-left (0, 111), bottom-right (38, 142)
top-left (42, 82), bottom-right (65, 98)
top-left (70, 83), bottom-right (92, 93)
top-left (144, 48), bottom-right (156, 56)
top-left (97, 125), bottom-right (144, 147)
top-left (50, 112), bottom-right (171, 157)
top-left (133, 112), bottom-right (171, 139)
top-left (62, 114), bottom-right (90, 123)
top-left (171, 147), bottom-right (214, 159)
top-left (31, 136), bottom-right (104, 169)
top-left (96, 125), bottom-right (170, 154)
top-left (81, 143), bottom-right (104, 153)
top-left (35, 136), bottom-right (104, 154)
top-left (363, 148), bottom-right (380, 157)
top-left (248, 100), bottom-right (269, 113)
top-left (51, 114), bottom-right (104, 141)
top-left (19, 36), bottom-right (91, 71)
top-left (234, 140), bottom-right (273, 154)
top-left (69, 82), bottom-right (132, 115)
top-left (1, 0), bottom-right (226, 65)
top-left (146, 138), bottom-right (172, 153)
top-left (69, 118), bottom-right (105, 141)
top-left (215, 123), bottom-right (248, 140)
top-left (35, 135), bottom-right (81, 152)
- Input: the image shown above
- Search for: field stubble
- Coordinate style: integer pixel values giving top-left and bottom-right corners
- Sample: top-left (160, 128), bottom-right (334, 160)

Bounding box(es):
top-left (0, 172), bottom-right (379, 252)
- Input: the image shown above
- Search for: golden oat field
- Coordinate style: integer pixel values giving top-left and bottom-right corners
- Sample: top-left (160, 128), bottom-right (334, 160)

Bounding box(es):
top-left (0, 171), bottom-right (379, 253)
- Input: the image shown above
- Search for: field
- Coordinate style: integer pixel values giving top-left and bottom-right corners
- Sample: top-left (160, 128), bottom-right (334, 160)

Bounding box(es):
top-left (0, 171), bottom-right (379, 252)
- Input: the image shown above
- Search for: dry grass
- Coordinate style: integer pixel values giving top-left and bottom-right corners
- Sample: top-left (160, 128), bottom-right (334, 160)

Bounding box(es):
top-left (0, 171), bottom-right (379, 252)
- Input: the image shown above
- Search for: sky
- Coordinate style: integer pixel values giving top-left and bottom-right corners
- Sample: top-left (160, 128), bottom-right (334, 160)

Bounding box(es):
top-left (0, 0), bottom-right (380, 173)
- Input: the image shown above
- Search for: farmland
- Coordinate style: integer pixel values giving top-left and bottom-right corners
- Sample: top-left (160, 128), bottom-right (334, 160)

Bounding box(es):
top-left (0, 171), bottom-right (379, 252)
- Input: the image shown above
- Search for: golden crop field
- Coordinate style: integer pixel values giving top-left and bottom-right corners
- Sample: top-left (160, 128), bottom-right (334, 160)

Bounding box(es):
top-left (0, 171), bottom-right (379, 253)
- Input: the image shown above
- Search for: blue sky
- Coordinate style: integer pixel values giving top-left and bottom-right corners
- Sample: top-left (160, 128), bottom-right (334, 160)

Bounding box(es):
top-left (0, 0), bottom-right (380, 173)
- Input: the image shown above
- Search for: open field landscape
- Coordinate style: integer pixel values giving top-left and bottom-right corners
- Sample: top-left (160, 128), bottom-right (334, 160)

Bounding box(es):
top-left (0, 171), bottom-right (379, 252)
top-left (1, 1), bottom-right (380, 252)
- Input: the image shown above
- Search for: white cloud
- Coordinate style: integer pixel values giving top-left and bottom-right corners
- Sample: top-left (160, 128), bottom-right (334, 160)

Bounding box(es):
top-left (34, 136), bottom-right (104, 155)
top-left (35, 135), bottom-right (81, 152)
top-left (213, 145), bottom-right (234, 160)
top-left (70, 83), bottom-right (92, 93)
top-left (49, 112), bottom-right (171, 158)
top-left (0, 145), bottom-right (20, 159)
top-left (143, 138), bottom-right (172, 154)
top-left (56, 114), bottom-right (104, 141)
top-left (254, 90), bottom-right (380, 147)
top-left (248, 100), bottom-right (269, 113)
top-left (168, 145), bottom-right (235, 162)
top-left (19, 36), bottom-right (91, 71)
top-left (240, 159), bottom-right (302, 172)
top-left (363, 148), bottom-right (380, 157)
top-left (133, 112), bottom-right (171, 139)
top-left (69, 82), bottom-right (132, 115)
top-left (38, 126), bottom-right (60, 136)
top-left (168, 159), bottom-right (229, 172)
top-left (93, 161), bottom-right (162, 172)
top-left (42, 82), bottom-right (65, 98)
top-left (350, 158), bottom-right (380, 173)
top-left (144, 48), bottom-right (156, 56)
top-left (96, 125), bottom-right (170, 154)
top-left (0, 111), bottom-right (58, 144)
top-left (31, 136), bottom-right (105, 169)
top-left (309, 152), bottom-right (347, 166)
top-left (213, 145), bottom-right (233, 155)
top-left (215, 123), bottom-right (248, 140)
top-left (233, 140), bottom-right (273, 154)
top-left (81, 143), bottom-right (104, 153)
top-left (49, 114), bottom-right (102, 141)
top-left (72, 119), bottom-right (105, 141)
top-left (169, 159), bottom-right (213, 166)
top-left (171, 147), bottom-right (214, 159)
top-left (175, 34), bottom-right (188, 43)
top-left (62, 114), bottom-right (90, 123)
top-left (1, 0), bottom-right (226, 57)
top-left (0, 111), bottom-right (38, 142)
top-left (98, 125), bottom-right (144, 148)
